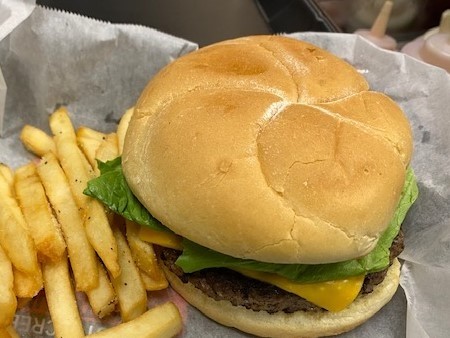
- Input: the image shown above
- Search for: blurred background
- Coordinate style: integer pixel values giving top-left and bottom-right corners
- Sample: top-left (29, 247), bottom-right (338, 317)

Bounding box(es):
top-left (36, 0), bottom-right (448, 46)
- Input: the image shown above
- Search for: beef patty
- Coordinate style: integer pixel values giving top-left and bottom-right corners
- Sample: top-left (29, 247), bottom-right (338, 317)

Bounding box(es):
top-left (158, 230), bottom-right (404, 314)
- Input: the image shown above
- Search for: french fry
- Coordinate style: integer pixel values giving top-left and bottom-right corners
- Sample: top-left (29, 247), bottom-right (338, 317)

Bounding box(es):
top-left (0, 245), bottom-right (16, 328)
top-left (0, 171), bottom-right (40, 276)
top-left (84, 201), bottom-right (121, 277)
top-left (78, 135), bottom-right (102, 169)
top-left (0, 165), bottom-right (20, 222)
top-left (80, 134), bottom-right (120, 277)
top-left (20, 124), bottom-right (56, 157)
top-left (87, 302), bottom-right (182, 338)
top-left (76, 127), bottom-right (106, 171)
top-left (85, 260), bottom-right (117, 319)
top-left (95, 133), bottom-right (119, 164)
top-left (77, 126), bottom-right (106, 142)
top-left (36, 152), bottom-right (98, 291)
top-left (110, 222), bottom-right (147, 322)
top-left (139, 270), bottom-right (168, 291)
top-left (42, 254), bottom-right (85, 338)
top-left (0, 165), bottom-right (23, 226)
top-left (138, 226), bottom-right (183, 250)
top-left (117, 107), bottom-right (134, 154)
top-left (79, 147), bottom-right (96, 178)
top-left (80, 130), bottom-right (119, 176)
top-left (49, 109), bottom-right (120, 277)
top-left (13, 267), bottom-right (43, 298)
top-left (126, 221), bottom-right (168, 289)
top-left (49, 108), bottom-right (96, 179)
top-left (0, 163), bottom-right (14, 188)
top-left (14, 163), bottom-right (66, 262)
top-left (49, 107), bottom-right (91, 209)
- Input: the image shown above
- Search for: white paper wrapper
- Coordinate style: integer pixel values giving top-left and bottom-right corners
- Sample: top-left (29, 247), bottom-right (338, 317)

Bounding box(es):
top-left (1, 4), bottom-right (449, 338)
top-left (0, 0), bottom-right (35, 41)
top-left (0, 0), bottom-right (35, 136)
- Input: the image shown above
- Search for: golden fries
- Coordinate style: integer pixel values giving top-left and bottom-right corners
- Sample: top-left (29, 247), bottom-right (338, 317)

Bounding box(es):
top-left (77, 126), bottom-right (106, 143)
top-left (0, 165), bottom-right (43, 299)
top-left (14, 163), bottom-right (66, 262)
top-left (126, 221), bottom-right (168, 291)
top-left (1, 107), bottom-right (179, 337)
top-left (42, 254), bottom-right (85, 338)
top-left (88, 302), bottom-right (182, 338)
top-left (19, 125), bottom-right (56, 157)
top-left (139, 270), bottom-right (168, 292)
top-left (49, 107), bottom-right (92, 209)
top-left (85, 261), bottom-right (117, 319)
top-left (49, 109), bottom-right (120, 277)
top-left (95, 133), bottom-right (119, 163)
top-left (117, 107), bottom-right (134, 154)
top-left (84, 200), bottom-right (121, 277)
top-left (36, 152), bottom-right (98, 291)
top-left (0, 245), bottom-right (16, 328)
top-left (76, 127), bottom-right (106, 169)
top-left (110, 221), bottom-right (147, 322)
top-left (0, 163), bottom-right (14, 188)
top-left (12, 267), bottom-right (43, 298)
top-left (0, 172), bottom-right (40, 277)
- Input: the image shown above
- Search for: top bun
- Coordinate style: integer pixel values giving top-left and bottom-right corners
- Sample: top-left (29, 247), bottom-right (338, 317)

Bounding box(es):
top-left (123, 35), bottom-right (413, 264)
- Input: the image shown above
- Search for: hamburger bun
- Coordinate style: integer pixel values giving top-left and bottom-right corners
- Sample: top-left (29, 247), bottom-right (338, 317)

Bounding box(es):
top-left (123, 35), bottom-right (412, 264)
top-left (161, 258), bottom-right (401, 338)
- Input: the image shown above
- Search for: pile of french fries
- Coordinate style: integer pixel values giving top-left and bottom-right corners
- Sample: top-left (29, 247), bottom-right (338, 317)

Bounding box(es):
top-left (0, 107), bottom-right (182, 338)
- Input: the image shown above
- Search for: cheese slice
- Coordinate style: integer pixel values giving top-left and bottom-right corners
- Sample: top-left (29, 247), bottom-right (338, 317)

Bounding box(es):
top-left (235, 268), bottom-right (365, 312)
top-left (138, 225), bottom-right (364, 311)
top-left (138, 226), bottom-right (183, 250)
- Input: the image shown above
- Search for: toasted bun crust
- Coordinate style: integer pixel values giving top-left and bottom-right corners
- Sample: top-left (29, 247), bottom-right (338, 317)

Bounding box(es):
top-left (123, 35), bottom-right (412, 264)
top-left (161, 258), bottom-right (401, 338)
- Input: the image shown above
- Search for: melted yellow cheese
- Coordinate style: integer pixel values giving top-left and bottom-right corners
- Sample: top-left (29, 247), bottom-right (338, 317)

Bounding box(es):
top-left (235, 268), bottom-right (365, 312)
top-left (138, 226), bottom-right (183, 250)
top-left (138, 225), bottom-right (363, 311)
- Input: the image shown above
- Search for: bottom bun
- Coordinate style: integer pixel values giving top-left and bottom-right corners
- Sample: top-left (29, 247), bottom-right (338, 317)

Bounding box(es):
top-left (162, 258), bottom-right (401, 338)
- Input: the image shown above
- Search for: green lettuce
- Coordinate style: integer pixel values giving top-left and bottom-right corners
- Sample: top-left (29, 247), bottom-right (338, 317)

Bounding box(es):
top-left (84, 158), bottom-right (418, 283)
top-left (83, 157), bottom-right (168, 232)
top-left (175, 168), bottom-right (418, 283)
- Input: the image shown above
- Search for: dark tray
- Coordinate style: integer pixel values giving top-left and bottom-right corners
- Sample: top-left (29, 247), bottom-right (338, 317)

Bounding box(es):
top-left (36, 0), bottom-right (339, 46)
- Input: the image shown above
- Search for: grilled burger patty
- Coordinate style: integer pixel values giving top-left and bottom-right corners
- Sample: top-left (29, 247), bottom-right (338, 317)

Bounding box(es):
top-left (158, 230), bottom-right (404, 314)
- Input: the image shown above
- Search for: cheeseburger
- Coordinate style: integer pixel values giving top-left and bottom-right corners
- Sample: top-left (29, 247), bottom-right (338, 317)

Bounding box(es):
top-left (86, 35), bottom-right (418, 337)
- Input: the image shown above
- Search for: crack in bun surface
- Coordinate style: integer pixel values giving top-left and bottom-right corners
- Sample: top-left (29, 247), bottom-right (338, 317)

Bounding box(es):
top-left (123, 35), bottom-right (413, 264)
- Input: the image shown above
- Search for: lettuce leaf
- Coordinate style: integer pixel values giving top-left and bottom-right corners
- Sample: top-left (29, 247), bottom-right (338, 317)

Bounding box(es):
top-left (84, 157), bottom-right (418, 283)
top-left (175, 168), bottom-right (418, 283)
top-left (83, 157), bottom-right (168, 232)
